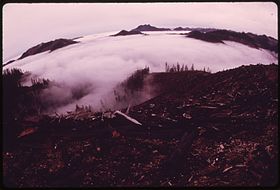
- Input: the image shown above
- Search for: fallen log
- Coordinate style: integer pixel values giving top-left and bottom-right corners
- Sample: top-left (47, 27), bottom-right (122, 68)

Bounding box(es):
top-left (113, 110), bottom-right (142, 126)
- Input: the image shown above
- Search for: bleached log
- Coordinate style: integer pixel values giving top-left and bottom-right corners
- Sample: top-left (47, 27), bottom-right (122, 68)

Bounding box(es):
top-left (113, 110), bottom-right (142, 126)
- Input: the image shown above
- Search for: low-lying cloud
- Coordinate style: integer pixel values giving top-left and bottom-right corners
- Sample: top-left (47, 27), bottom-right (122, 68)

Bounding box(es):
top-left (5, 32), bottom-right (278, 113)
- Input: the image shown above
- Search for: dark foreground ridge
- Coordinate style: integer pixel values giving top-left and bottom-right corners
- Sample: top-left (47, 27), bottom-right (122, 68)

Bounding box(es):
top-left (3, 64), bottom-right (278, 187)
top-left (187, 30), bottom-right (278, 53)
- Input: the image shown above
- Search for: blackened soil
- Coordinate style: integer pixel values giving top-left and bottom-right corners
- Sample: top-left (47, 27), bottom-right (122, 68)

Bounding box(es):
top-left (3, 64), bottom-right (278, 187)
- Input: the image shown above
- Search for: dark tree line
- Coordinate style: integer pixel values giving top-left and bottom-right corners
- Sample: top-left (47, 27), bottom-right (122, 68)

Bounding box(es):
top-left (3, 68), bottom-right (50, 121)
top-left (112, 67), bottom-right (150, 106)
top-left (3, 68), bottom-right (51, 147)
top-left (165, 62), bottom-right (211, 73)
top-left (124, 66), bottom-right (150, 92)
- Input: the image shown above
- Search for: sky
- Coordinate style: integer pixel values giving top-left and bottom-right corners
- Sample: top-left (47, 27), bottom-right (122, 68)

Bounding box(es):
top-left (2, 2), bottom-right (278, 62)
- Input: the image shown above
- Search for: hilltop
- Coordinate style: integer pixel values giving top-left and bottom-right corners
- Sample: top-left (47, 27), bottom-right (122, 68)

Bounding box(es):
top-left (187, 30), bottom-right (278, 52)
top-left (3, 25), bottom-right (277, 66)
top-left (111, 30), bottom-right (145, 36)
top-left (3, 38), bottom-right (78, 65)
top-left (3, 64), bottom-right (278, 187)
top-left (131, 24), bottom-right (171, 32)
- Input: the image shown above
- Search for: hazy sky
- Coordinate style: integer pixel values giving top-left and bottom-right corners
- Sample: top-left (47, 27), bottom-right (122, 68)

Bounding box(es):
top-left (3, 2), bottom-right (278, 62)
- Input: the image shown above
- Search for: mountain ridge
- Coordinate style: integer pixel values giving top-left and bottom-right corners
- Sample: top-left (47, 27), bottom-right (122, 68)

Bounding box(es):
top-left (131, 24), bottom-right (171, 32)
top-left (111, 30), bottom-right (145, 36)
top-left (3, 24), bottom-right (278, 66)
top-left (187, 30), bottom-right (278, 52)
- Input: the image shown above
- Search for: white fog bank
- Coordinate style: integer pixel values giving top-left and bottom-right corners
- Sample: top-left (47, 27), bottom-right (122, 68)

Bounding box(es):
top-left (5, 31), bottom-right (277, 112)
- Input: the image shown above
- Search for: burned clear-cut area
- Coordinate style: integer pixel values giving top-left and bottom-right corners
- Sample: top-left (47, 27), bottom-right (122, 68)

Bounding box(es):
top-left (2, 2), bottom-right (278, 188)
top-left (2, 63), bottom-right (278, 187)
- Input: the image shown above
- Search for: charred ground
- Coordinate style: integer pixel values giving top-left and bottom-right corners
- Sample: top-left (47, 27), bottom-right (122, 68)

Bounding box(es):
top-left (2, 64), bottom-right (278, 187)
